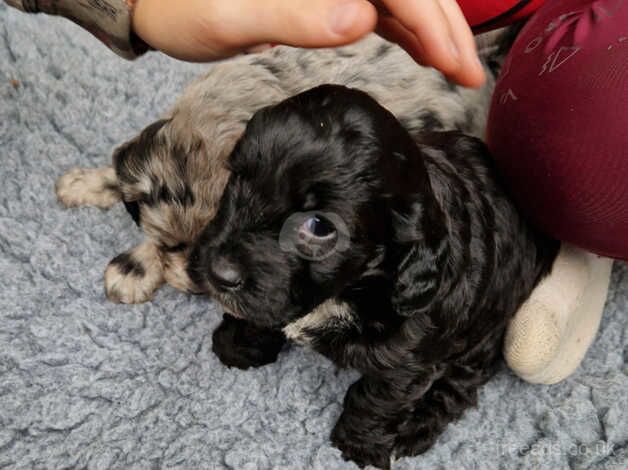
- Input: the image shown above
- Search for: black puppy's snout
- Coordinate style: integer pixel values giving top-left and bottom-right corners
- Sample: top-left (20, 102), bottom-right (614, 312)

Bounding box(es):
top-left (209, 256), bottom-right (243, 291)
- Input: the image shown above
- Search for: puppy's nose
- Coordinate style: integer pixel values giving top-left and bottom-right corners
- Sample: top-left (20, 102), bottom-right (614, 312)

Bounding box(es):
top-left (209, 256), bottom-right (243, 290)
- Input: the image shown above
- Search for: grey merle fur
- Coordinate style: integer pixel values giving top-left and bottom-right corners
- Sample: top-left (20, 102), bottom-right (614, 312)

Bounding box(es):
top-left (57, 33), bottom-right (506, 303)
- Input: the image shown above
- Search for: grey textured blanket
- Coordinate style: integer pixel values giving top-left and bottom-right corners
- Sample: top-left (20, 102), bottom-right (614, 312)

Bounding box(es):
top-left (1, 5), bottom-right (627, 469)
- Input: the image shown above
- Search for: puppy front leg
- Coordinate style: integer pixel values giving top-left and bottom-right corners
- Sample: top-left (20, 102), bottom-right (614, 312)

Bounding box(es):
top-left (212, 314), bottom-right (286, 369)
top-left (55, 166), bottom-right (121, 208)
top-left (105, 240), bottom-right (165, 303)
top-left (393, 363), bottom-right (486, 459)
top-left (331, 374), bottom-right (426, 470)
top-left (332, 364), bottom-right (470, 469)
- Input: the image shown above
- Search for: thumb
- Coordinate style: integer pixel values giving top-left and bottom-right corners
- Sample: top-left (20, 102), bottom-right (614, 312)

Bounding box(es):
top-left (215, 0), bottom-right (378, 49)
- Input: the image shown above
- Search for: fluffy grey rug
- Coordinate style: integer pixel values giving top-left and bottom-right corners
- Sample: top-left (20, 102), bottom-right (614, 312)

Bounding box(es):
top-left (1, 5), bottom-right (627, 469)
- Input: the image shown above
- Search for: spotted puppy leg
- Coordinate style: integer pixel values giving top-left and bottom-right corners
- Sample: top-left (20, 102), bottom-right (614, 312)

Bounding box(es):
top-left (55, 166), bottom-right (121, 208)
top-left (105, 240), bottom-right (165, 304)
top-left (162, 250), bottom-right (199, 294)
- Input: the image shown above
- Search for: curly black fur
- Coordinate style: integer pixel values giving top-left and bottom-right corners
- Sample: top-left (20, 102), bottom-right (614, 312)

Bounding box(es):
top-left (188, 85), bottom-right (558, 469)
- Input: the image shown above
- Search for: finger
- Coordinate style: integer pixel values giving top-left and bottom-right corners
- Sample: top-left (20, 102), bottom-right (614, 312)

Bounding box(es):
top-left (437, 0), bottom-right (485, 87)
top-left (377, 16), bottom-right (482, 88)
top-left (212, 0), bottom-right (378, 50)
top-left (376, 17), bottom-right (428, 66)
top-left (379, 0), bottom-right (461, 77)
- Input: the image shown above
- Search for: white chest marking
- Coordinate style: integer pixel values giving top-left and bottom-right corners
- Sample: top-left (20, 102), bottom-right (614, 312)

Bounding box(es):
top-left (283, 299), bottom-right (353, 345)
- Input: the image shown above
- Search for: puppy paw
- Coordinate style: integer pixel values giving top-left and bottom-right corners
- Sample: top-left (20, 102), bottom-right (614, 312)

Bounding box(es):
top-left (163, 249), bottom-right (198, 294)
top-left (56, 167), bottom-right (120, 208)
top-left (105, 243), bottom-right (164, 304)
top-left (212, 314), bottom-right (285, 369)
top-left (331, 421), bottom-right (393, 470)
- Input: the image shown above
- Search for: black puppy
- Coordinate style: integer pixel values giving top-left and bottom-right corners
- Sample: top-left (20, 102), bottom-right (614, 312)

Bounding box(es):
top-left (188, 85), bottom-right (558, 468)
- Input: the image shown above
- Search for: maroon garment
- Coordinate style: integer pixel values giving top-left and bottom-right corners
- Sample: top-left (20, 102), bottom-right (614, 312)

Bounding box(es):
top-left (488, 0), bottom-right (628, 260)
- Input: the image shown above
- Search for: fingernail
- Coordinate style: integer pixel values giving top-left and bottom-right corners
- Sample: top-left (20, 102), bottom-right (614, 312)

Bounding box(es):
top-left (329, 2), bottom-right (362, 35)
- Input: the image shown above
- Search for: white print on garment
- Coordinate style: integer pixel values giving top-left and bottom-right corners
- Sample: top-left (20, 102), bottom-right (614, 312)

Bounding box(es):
top-left (593, 0), bottom-right (626, 18)
top-left (525, 36), bottom-right (543, 53)
top-left (499, 89), bottom-right (518, 105)
top-left (609, 36), bottom-right (628, 49)
top-left (545, 11), bottom-right (582, 34)
top-left (539, 47), bottom-right (581, 76)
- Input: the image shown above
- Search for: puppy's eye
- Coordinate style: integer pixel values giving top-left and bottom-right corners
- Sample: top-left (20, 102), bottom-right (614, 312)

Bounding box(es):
top-left (294, 215), bottom-right (339, 260)
top-left (279, 211), bottom-right (349, 261)
top-left (300, 215), bottom-right (336, 240)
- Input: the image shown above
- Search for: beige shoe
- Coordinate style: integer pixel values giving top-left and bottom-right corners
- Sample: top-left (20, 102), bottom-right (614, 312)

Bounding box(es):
top-left (504, 244), bottom-right (613, 384)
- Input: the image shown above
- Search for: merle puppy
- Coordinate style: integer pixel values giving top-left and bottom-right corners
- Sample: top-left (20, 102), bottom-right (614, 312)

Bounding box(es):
top-left (188, 85), bottom-right (558, 468)
top-left (54, 34), bottom-right (503, 304)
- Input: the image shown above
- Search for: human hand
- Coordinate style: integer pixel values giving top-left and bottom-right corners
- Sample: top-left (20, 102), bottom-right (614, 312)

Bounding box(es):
top-left (373, 0), bottom-right (485, 87)
top-left (132, 0), bottom-right (378, 61)
top-left (132, 0), bottom-right (484, 87)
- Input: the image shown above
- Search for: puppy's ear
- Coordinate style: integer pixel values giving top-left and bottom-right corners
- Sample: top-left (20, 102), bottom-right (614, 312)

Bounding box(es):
top-left (113, 119), bottom-right (171, 201)
top-left (391, 198), bottom-right (449, 316)
top-left (387, 146), bottom-right (449, 317)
